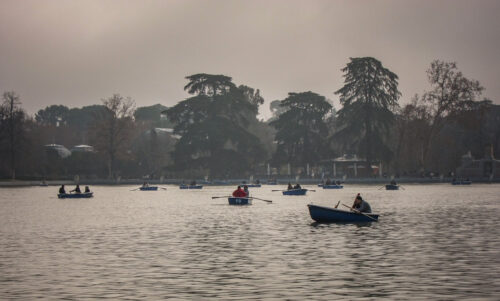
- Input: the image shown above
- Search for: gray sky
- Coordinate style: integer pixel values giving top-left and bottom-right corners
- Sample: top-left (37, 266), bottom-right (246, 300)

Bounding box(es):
top-left (1, 0), bottom-right (499, 119)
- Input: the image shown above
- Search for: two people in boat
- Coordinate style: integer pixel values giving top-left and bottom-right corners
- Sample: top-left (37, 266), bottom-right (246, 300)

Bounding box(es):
top-left (324, 179), bottom-right (341, 186)
top-left (59, 184), bottom-right (91, 194)
top-left (287, 183), bottom-right (302, 190)
top-left (232, 185), bottom-right (248, 197)
top-left (350, 193), bottom-right (372, 213)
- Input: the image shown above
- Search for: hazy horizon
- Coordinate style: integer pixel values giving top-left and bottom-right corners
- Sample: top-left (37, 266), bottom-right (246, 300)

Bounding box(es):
top-left (1, 0), bottom-right (499, 119)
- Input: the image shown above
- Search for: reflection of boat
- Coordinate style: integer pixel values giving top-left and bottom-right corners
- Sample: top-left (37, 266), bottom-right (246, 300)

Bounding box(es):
top-left (140, 186), bottom-right (158, 191)
top-left (179, 185), bottom-right (203, 189)
top-left (58, 192), bottom-right (93, 199)
top-left (228, 197), bottom-right (252, 205)
top-left (452, 180), bottom-right (472, 185)
top-left (307, 204), bottom-right (378, 223)
top-left (385, 184), bottom-right (399, 190)
top-left (323, 185), bottom-right (343, 189)
top-left (283, 189), bottom-right (307, 195)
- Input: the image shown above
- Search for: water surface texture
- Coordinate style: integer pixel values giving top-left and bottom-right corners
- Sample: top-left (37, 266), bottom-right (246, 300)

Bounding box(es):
top-left (1, 184), bottom-right (499, 299)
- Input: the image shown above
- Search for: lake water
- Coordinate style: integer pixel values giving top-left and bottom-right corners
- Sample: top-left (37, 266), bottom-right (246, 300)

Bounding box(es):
top-left (1, 184), bottom-right (499, 300)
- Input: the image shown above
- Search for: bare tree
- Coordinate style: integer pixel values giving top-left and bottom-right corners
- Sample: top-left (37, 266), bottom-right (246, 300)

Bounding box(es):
top-left (90, 94), bottom-right (135, 179)
top-left (1, 91), bottom-right (26, 179)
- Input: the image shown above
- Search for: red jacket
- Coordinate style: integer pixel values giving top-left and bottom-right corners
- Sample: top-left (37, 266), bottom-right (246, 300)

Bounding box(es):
top-left (232, 188), bottom-right (247, 197)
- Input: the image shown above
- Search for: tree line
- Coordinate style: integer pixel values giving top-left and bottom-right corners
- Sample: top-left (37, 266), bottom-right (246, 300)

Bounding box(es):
top-left (1, 57), bottom-right (499, 181)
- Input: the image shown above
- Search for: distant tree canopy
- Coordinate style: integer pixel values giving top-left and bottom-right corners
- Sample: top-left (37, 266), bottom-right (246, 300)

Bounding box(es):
top-left (270, 91), bottom-right (332, 167)
top-left (90, 94), bottom-right (136, 179)
top-left (134, 104), bottom-right (171, 127)
top-left (35, 105), bottom-right (70, 126)
top-left (335, 57), bottom-right (401, 167)
top-left (165, 74), bottom-right (266, 177)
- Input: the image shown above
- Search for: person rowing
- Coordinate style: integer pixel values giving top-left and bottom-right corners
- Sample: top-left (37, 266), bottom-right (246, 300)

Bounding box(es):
top-left (84, 186), bottom-right (91, 193)
top-left (287, 182), bottom-right (293, 190)
top-left (59, 185), bottom-right (65, 194)
top-left (351, 193), bottom-right (372, 213)
top-left (232, 186), bottom-right (247, 198)
top-left (243, 185), bottom-right (250, 197)
top-left (70, 185), bottom-right (81, 194)
top-left (293, 183), bottom-right (302, 189)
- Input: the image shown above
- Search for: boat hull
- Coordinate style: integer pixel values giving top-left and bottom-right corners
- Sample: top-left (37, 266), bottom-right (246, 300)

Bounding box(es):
top-left (140, 186), bottom-right (158, 191)
top-left (245, 184), bottom-right (261, 188)
top-left (308, 204), bottom-right (378, 223)
top-left (228, 197), bottom-right (252, 205)
top-left (385, 184), bottom-right (399, 190)
top-left (179, 185), bottom-right (203, 189)
top-left (323, 185), bottom-right (343, 189)
top-left (283, 189), bottom-right (307, 195)
top-left (58, 192), bottom-right (93, 199)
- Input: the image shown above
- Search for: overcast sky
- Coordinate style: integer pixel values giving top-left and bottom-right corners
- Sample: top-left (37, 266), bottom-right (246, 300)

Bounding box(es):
top-left (1, 0), bottom-right (499, 119)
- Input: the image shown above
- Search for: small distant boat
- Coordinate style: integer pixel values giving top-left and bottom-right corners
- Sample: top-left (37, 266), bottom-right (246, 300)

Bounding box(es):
top-left (228, 197), bottom-right (252, 205)
top-left (385, 184), bottom-right (399, 190)
top-left (58, 192), bottom-right (93, 199)
top-left (245, 184), bottom-right (261, 188)
top-left (452, 180), bottom-right (472, 185)
top-left (179, 185), bottom-right (203, 189)
top-left (267, 181), bottom-right (277, 185)
top-left (140, 186), bottom-right (158, 191)
top-left (283, 189), bottom-right (307, 195)
top-left (317, 184), bottom-right (323, 187)
top-left (323, 185), bottom-right (343, 189)
top-left (308, 204), bottom-right (379, 223)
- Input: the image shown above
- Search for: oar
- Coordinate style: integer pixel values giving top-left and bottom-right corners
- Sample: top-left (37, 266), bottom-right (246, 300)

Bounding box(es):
top-left (250, 197), bottom-right (272, 203)
top-left (399, 185), bottom-right (405, 190)
top-left (378, 185), bottom-right (385, 190)
top-left (211, 196), bottom-right (232, 199)
top-left (335, 200), bottom-right (340, 208)
top-left (160, 187), bottom-right (167, 190)
top-left (341, 203), bottom-right (377, 221)
top-left (308, 189), bottom-right (316, 192)
top-left (130, 188), bottom-right (140, 191)
top-left (272, 189), bottom-right (285, 192)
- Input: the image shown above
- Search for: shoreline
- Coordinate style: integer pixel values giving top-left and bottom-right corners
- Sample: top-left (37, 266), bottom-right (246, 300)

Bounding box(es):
top-left (1, 177), bottom-right (498, 187)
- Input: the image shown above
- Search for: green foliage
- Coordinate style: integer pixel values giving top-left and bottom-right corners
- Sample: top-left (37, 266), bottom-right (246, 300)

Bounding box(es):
top-left (270, 91), bottom-right (332, 166)
top-left (134, 104), bottom-right (171, 127)
top-left (35, 105), bottom-right (70, 126)
top-left (335, 57), bottom-right (401, 165)
top-left (166, 74), bottom-right (266, 177)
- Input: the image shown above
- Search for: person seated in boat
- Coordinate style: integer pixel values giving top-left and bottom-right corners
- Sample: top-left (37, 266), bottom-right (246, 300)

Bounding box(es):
top-left (84, 186), bottom-right (90, 193)
top-left (243, 185), bottom-right (250, 197)
top-left (256, 179), bottom-right (260, 184)
top-left (232, 186), bottom-right (247, 197)
top-left (325, 178), bottom-right (332, 185)
top-left (142, 182), bottom-right (149, 188)
top-left (293, 183), bottom-right (302, 189)
top-left (190, 180), bottom-right (196, 186)
top-left (351, 193), bottom-right (372, 213)
top-left (335, 180), bottom-right (341, 185)
top-left (59, 185), bottom-right (66, 194)
top-left (390, 180), bottom-right (397, 185)
top-left (70, 185), bottom-right (81, 194)
top-left (287, 182), bottom-right (293, 190)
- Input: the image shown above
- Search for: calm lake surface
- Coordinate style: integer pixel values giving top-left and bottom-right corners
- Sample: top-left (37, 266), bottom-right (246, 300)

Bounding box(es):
top-left (1, 184), bottom-right (499, 300)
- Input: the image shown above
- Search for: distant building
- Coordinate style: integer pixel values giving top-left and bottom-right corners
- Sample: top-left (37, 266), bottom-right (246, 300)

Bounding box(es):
top-left (71, 145), bottom-right (94, 153)
top-left (320, 154), bottom-right (381, 178)
top-left (44, 144), bottom-right (71, 158)
top-left (456, 145), bottom-right (500, 179)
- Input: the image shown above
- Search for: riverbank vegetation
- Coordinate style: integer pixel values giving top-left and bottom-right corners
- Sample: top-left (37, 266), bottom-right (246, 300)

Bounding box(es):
top-left (1, 58), bottom-right (499, 180)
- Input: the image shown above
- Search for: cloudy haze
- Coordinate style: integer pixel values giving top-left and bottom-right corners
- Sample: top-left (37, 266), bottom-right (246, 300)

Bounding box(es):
top-left (1, 0), bottom-right (499, 118)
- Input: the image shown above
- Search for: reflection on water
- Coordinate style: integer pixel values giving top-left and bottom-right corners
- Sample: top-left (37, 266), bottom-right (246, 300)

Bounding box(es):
top-left (0, 184), bottom-right (499, 299)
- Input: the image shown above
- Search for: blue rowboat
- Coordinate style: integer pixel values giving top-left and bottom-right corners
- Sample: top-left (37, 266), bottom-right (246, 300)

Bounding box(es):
top-left (140, 186), bottom-right (158, 191)
top-left (282, 189), bottom-right (307, 195)
top-left (245, 184), bottom-right (261, 188)
top-left (317, 184), bottom-right (323, 187)
top-left (385, 184), bottom-right (399, 190)
top-left (228, 197), bottom-right (252, 205)
top-left (323, 185), bottom-right (343, 189)
top-left (179, 185), bottom-right (203, 189)
top-left (452, 181), bottom-right (472, 185)
top-left (58, 192), bottom-right (93, 199)
top-left (308, 204), bottom-right (379, 223)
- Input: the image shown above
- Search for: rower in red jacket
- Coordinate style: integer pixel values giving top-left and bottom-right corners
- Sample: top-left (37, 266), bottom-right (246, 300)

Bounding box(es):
top-left (232, 186), bottom-right (247, 197)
